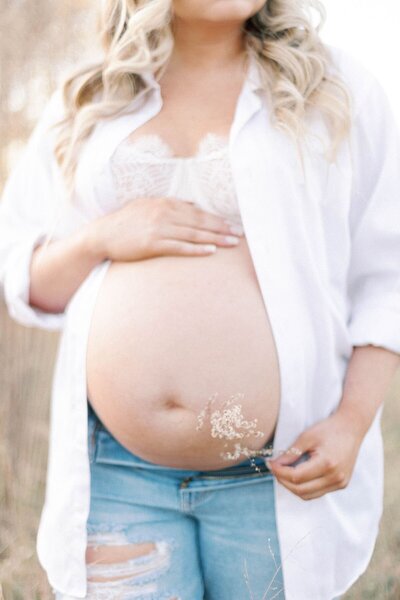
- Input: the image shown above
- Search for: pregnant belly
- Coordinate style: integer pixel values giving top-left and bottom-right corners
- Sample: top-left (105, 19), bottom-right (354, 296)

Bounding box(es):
top-left (86, 237), bottom-right (281, 470)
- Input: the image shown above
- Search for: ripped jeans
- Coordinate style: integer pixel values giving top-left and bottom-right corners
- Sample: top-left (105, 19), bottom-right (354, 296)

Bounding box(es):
top-left (54, 401), bottom-right (285, 600)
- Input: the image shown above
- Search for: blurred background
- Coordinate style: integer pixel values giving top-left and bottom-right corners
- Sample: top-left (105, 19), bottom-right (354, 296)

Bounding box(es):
top-left (0, 1), bottom-right (399, 598)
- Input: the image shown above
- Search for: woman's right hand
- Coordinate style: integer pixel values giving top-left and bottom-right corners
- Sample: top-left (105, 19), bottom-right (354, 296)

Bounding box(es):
top-left (86, 196), bottom-right (244, 262)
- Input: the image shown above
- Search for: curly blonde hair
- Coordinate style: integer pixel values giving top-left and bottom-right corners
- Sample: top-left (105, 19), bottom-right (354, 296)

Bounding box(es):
top-left (52, 0), bottom-right (351, 198)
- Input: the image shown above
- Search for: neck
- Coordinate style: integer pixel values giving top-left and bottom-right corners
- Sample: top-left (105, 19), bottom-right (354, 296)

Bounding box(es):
top-left (169, 17), bottom-right (247, 71)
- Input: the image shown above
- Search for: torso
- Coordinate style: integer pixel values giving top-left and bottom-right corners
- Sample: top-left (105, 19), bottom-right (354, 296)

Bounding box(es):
top-left (86, 59), bottom-right (281, 470)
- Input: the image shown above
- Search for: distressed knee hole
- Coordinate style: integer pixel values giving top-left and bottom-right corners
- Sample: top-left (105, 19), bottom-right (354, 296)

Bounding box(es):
top-left (86, 541), bottom-right (157, 582)
top-left (84, 530), bottom-right (174, 598)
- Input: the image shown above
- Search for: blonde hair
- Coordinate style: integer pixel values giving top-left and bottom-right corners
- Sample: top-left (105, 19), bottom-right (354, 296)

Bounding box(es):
top-left (52, 0), bottom-right (351, 199)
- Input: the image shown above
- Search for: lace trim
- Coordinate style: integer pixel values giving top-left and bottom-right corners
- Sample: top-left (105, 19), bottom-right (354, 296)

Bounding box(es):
top-left (102, 131), bottom-right (243, 228)
top-left (116, 131), bottom-right (229, 161)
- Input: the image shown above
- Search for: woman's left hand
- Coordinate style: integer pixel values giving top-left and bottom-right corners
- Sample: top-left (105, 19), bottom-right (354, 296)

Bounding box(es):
top-left (266, 410), bottom-right (365, 500)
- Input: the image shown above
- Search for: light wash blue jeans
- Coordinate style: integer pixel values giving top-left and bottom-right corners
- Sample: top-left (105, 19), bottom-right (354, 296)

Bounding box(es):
top-left (53, 402), bottom-right (285, 599)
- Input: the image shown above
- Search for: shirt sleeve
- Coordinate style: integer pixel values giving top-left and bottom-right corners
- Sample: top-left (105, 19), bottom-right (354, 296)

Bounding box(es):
top-left (347, 75), bottom-right (400, 354)
top-left (0, 88), bottom-right (68, 331)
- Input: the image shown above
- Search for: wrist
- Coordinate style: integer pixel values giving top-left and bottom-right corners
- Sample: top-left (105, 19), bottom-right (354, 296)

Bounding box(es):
top-left (333, 404), bottom-right (370, 441)
top-left (81, 218), bottom-right (108, 265)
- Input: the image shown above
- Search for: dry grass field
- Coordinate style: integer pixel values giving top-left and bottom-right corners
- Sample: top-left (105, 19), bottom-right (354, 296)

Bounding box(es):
top-left (0, 301), bottom-right (399, 599)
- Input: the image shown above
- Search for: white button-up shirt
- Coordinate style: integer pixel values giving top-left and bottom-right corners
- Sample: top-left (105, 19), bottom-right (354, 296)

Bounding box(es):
top-left (1, 45), bottom-right (400, 600)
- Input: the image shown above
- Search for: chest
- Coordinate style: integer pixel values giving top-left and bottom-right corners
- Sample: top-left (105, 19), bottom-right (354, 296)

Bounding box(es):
top-left (75, 91), bottom-right (352, 234)
top-left (127, 71), bottom-right (246, 157)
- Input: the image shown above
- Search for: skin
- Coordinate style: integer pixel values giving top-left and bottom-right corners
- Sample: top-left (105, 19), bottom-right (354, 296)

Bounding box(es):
top-left (32, 0), bottom-right (400, 503)
top-left (29, 1), bottom-right (267, 311)
top-left (85, 0), bottom-right (400, 587)
top-left (85, 0), bottom-right (281, 468)
top-left (172, 0), bottom-right (267, 26)
top-left (170, 1), bottom-right (400, 500)
top-left (267, 345), bottom-right (400, 500)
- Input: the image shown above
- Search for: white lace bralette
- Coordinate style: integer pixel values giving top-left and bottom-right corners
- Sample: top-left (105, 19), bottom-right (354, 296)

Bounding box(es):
top-left (107, 132), bottom-right (243, 226)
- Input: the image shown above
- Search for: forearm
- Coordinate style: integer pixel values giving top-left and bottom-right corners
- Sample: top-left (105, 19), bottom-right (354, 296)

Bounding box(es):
top-left (336, 344), bottom-right (400, 438)
top-left (29, 222), bottom-right (106, 314)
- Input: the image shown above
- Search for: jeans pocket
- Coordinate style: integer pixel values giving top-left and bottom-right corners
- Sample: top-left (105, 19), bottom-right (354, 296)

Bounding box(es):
top-left (88, 412), bottom-right (102, 464)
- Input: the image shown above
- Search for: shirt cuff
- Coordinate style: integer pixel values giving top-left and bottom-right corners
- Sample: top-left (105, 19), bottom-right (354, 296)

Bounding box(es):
top-left (348, 304), bottom-right (400, 355)
top-left (2, 231), bottom-right (66, 331)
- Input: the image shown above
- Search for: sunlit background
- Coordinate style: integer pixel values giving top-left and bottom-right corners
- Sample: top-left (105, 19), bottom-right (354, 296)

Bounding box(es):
top-left (0, 2), bottom-right (399, 598)
top-left (321, 0), bottom-right (400, 121)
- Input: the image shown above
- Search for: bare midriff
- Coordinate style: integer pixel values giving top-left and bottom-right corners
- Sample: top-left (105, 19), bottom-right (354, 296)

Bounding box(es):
top-left (86, 236), bottom-right (281, 471)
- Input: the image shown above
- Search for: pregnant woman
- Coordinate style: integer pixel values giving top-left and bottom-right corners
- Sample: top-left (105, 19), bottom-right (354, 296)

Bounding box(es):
top-left (1, 1), bottom-right (400, 599)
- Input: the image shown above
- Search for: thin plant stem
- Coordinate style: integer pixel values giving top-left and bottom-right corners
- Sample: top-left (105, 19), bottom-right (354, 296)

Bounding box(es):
top-left (243, 557), bottom-right (255, 600)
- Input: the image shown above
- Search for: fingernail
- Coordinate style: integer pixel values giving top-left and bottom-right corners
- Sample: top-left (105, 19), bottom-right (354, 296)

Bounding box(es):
top-left (225, 235), bottom-right (240, 245)
top-left (227, 223), bottom-right (244, 236)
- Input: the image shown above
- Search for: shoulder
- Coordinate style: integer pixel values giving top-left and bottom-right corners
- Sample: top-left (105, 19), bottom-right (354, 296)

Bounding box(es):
top-left (23, 86), bottom-right (67, 154)
top-left (325, 46), bottom-right (400, 175)
top-left (324, 43), bottom-right (377, 92)
top-left (41, 87), bottom-right (67, 132)
top-left (323, 43), bottom-right (386, 118)
top-left (21, 86), bottom-right (72, 167)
